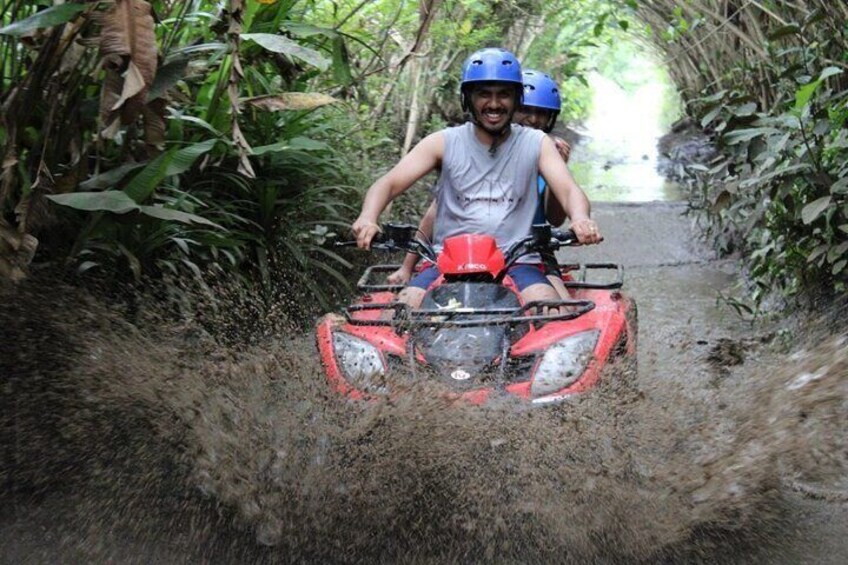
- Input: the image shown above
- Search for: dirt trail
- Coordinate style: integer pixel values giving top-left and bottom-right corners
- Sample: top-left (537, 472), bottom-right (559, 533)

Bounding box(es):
top-left (578, 202), bottom-right (848, 563)
top-left (1, 202), bottom-right (846, 563)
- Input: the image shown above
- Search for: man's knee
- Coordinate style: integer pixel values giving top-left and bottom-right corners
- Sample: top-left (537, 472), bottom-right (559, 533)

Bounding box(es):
top-left (398, 287), bottom-right (426, 309)
top-left (520, 283), bottom-right (559, 303)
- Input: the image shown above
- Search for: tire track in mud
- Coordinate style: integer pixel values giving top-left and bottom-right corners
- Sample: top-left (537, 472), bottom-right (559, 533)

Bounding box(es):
top-left (1, 203), bottom-right (846, 563)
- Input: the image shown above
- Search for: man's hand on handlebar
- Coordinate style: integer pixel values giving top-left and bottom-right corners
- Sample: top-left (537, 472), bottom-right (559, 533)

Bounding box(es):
top-left (569, 218), bottom-right (602, 245)
top-left (351, 216), bottom-right (381, 249)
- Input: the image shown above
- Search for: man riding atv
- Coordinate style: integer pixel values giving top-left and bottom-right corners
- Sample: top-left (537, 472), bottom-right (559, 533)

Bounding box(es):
top-left (351, 47), bottom-right (602, 310)
top-left (386, 68), bottom-right (575, 300)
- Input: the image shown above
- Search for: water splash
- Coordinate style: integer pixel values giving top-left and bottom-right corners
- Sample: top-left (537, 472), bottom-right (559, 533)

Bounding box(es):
top-left (0, 277), bottom-right (844, 562)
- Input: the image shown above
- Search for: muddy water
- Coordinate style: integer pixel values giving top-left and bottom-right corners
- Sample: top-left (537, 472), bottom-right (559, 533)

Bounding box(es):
top-left (1, 203), bottom-right (846, 563)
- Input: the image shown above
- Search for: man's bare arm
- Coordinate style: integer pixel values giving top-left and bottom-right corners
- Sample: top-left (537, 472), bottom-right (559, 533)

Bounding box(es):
top-left (353, 133), bottom-right (444, 248)
top-left (543, 135), bottom-right (572, 226)
top-left (538, 136), bottom-right (601, 244)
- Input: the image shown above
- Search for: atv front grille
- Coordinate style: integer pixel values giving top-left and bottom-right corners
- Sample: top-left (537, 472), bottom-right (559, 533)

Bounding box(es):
top-left (384, 352), bottom-right (537, 387)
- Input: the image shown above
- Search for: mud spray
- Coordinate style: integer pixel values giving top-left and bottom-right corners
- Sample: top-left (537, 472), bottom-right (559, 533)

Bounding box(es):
top-left (1, 278), bottom-right (845, 563)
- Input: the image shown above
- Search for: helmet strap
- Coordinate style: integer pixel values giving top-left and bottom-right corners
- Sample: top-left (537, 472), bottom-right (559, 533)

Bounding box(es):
top-left (544, 110), bottom-right (560, 134)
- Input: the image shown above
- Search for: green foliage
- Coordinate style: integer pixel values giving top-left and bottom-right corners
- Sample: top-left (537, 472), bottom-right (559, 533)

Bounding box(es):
top-left (635, 0), bottom-right (848, 310)
top-left (0, 3), bottom-right (88, 37)
top-left (0, 0), bottom-right (687, 325)
top-left (0, 0), bottom-right (371, 324)
top-left (686, 69), bottom-right (847, 307)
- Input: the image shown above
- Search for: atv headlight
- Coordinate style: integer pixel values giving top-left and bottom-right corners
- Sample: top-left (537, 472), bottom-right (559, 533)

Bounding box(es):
top-left (333, 332), bottom-right (387, 393)
top-left (531, 330), bottom-right (599, 397)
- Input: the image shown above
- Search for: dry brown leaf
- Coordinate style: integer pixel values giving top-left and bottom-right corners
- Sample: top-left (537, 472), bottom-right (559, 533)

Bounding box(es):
top-left (110, 60), bottom-right (146, 111)
top-left (141, 98), bottom-right (167, 156)
top-left (232, 121), bottom-right (255, 178)
top-left (245, 92), bottom-right (338, 112)
top-left (98, 0), bottom-right (158, 136)
top-left (0, 223), bottom-right (38, 282)
top-left (17, 162), bottom-right (55, 234)
top-left (0, 151), bottom-right (18, 210)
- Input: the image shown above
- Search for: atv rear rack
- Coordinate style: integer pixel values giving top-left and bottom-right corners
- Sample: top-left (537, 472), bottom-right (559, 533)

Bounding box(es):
top-left (344, 299), bottom-right (595, 329)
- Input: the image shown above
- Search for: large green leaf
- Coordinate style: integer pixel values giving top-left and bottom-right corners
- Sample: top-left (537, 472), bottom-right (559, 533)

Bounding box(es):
top-left (164, 139), bottom-right (218, 176)
top-left (251, 137), bottom-right (328, 156)
top-left (697, 90), bottom-right (728, 104)
top-left (147, 57), bottom-right (189, 102)
top-left (801, 196), bottom-right (832, 225)
top-left (332, 36), bottom-right (353, 86)
top-left (46, 191), bottom-right (220, 228)
top-left (138, 205), bottom-right (222, 228)
top-left (123, 139), bottom-right (217, 202)
top-left (240, 33), bottom-right (330, 71)
top-left (831, 178), bottom-right (848, 195)
top-left (739, 163), bottom-right (810, 189)
top-left (722, 127), bottom-right (781, 145)
top-left (123, 151), bottom-right (173, 203)
top-left (700, 105), bottom-right (723, 128)
top-left (795, 80), bottom-right (821, 111)
top-left (167, 111), bottom-right (222, 136)
top-left (79, 163), bottom-right (145, 190)
top-left (732, 102), bottom-right (758, 117)
top-left (46, 191), bottom-right (140, 213)
top-left (166, 42), bottom-right (226, 60)
top-left (281, 21), bottom-right (338, 39)
top-left (819, 66), bottom-right (843, 81)
top-left (792, 68), bottom-right (839, 112)
top-left (0, 3), bottom-right (88, 36)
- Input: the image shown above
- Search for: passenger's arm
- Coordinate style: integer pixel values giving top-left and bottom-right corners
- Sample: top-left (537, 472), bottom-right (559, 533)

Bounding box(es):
top-left (353, 133), bottom-right (444, 249)
top-left (538, 136), bottom-right (601, 244)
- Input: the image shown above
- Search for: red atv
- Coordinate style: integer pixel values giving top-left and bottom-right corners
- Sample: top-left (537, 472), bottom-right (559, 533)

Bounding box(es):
top-left (316, 224), bottom-right (636, 405)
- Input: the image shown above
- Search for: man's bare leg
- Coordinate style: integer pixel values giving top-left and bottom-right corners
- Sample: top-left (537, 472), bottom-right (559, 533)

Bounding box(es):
top-left (396, 286), bottom-right (427, 309)
top-left (520, 283), bottom-right (560, 315)
top-left (546, 274), bottom-right (571, 301)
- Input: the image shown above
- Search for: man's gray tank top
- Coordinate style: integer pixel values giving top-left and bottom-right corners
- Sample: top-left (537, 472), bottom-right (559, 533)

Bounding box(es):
top-left (431, 122), bottom-right (545, 258)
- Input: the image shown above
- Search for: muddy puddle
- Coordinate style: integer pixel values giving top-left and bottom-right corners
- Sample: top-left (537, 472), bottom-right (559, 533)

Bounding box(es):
top-left (1, 204), bottom-right (846, 563)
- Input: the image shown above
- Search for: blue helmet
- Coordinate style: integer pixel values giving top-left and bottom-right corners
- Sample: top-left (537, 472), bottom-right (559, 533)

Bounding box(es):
top-left (460, 48), bottom-right (523, 86)
top-left (521, 70), bottom-right (561, 111)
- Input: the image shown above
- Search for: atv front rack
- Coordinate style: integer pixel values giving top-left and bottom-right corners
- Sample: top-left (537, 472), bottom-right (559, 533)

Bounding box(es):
top-left (357, 264), bottom-right (409, 292)
top-left (344, 299), bottom-right (595, 329)
top-left (558, 263), bottom-right (624, 290)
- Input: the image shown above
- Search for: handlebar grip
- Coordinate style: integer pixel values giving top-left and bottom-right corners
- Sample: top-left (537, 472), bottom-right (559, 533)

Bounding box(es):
top-left (552, 229), bottom-right (577, 242)
top-left (335, 231), bottom-right (388, 248)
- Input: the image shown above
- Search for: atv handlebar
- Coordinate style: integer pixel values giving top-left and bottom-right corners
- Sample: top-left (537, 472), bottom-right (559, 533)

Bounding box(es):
top-left (336, 223), bottom-right (437, 262)
top-left (337, 223), bottom-right (578, 261)
top-left (499, 225), bottom-right (579, 275)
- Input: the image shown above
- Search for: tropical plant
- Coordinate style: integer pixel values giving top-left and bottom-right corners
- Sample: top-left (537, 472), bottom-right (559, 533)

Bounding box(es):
top-left (0, 0), bottom-right (366, 318)
top-left (634, 0), bottom-right (848, 309)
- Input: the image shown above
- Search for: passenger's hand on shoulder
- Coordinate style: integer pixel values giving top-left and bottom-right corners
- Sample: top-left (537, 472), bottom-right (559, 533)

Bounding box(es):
top-left (553, 136), bottom-right (572, 163)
